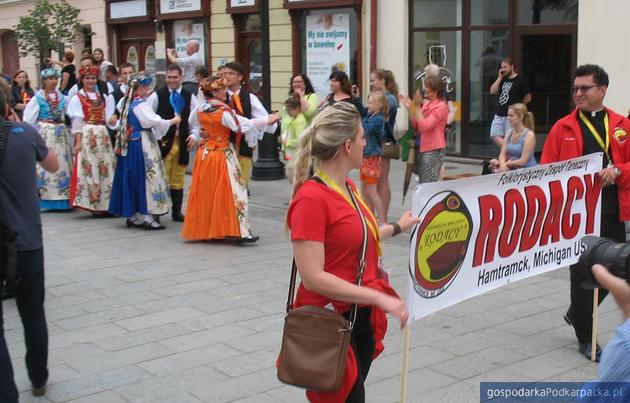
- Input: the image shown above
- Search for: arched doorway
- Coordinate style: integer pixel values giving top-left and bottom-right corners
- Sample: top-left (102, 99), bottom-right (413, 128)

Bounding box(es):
top-left (1, 30), bottom-right (19, 76)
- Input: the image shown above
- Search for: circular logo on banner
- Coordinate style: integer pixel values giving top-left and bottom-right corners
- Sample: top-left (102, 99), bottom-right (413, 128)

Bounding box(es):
top-left (410, 191), bottom-right (472, 298)
top-left (613, 127), bottom-right (628, 144)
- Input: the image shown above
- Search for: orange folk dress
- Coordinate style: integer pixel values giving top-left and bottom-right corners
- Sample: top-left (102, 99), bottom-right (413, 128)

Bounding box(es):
top-left (182, 101), bottom-right (255, 240)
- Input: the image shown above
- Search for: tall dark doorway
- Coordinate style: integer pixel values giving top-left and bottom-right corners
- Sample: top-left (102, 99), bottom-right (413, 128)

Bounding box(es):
top-left (235, 14), bottom-right (265, 101)
top-left (515, 28), bottom-right (576, 151)
top-left (1, 31), bottom-right (19, 76)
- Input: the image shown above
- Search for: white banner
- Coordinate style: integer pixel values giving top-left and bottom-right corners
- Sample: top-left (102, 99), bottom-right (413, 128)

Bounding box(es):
top-left (305, 13), bottom-right (350, 100)
top-left (407, 154), bottom-right (604, 322)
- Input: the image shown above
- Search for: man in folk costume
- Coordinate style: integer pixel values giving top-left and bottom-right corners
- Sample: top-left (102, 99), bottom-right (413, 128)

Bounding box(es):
top-left (223, 61), bottom-right (278, 188)
top-left (147, 64), bottom-right (198, 222)
top-left (111, 63), bottom-right (135, 114)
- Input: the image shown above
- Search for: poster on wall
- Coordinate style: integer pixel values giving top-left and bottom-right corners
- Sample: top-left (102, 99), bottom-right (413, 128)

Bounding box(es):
top-left (305, 13), bottom-right (350, 99)
top-left (173, 20), bottom-right (205, 63)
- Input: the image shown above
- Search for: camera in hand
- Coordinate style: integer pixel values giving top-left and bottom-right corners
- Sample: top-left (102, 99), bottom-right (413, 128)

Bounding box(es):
top-left (575, 236), bottom-right (630, 288)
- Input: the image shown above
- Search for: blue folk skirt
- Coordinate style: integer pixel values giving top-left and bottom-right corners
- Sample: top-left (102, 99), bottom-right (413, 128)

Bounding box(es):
top-left (109, 138), bottom-right (147, 217)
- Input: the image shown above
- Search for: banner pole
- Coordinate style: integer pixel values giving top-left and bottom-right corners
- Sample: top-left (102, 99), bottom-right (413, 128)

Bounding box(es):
top-left (400, 325), bottom-right (411, 403)
top-left (591, 288), bottom-right (599, 362)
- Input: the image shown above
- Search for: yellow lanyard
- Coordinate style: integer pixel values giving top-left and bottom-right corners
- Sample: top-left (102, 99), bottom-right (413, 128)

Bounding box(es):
top-left (579, 110), bottom-right (610, 163)
top-left (315, 169), bottom-right (382, 256)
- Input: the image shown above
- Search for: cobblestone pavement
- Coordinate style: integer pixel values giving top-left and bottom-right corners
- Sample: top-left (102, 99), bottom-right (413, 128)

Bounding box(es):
top-left (6, 158), bottom-right (619, 403)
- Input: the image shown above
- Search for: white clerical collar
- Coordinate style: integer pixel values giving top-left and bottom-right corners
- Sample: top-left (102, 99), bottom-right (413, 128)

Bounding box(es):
top-left (591, 107), bottom-right (605, 117)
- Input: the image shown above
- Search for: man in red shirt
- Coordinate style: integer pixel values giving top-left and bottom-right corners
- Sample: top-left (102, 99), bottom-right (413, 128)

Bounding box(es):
top-left (541, 64), bottom-right (630, 361)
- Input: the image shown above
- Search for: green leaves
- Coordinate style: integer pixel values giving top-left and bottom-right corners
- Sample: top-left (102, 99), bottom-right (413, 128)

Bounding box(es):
top-left (13, 0), bottom-right (82, 63)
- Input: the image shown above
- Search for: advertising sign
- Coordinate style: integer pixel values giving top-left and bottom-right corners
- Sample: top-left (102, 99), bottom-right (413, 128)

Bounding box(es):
top-left (305, 13), bottom-right (350, 99)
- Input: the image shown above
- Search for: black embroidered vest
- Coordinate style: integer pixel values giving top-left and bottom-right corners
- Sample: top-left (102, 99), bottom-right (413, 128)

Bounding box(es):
top-left (156, 86), bottom-right (192, 165)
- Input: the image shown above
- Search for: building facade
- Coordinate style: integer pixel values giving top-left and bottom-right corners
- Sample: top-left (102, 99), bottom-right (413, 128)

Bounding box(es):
top-left (0, 0), bottom-right (108, 87)
top-left (2, 0), bottom-right (629, 159)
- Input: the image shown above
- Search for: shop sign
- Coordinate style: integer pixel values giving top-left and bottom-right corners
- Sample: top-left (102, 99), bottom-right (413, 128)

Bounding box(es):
top-left (305, 13), bottom-right (350, 99)
top-left (110, 0), bottom-right (147, 19)
top-left (160, 0), bottom-right (201, 14)
top-left (173, 20), bottom-right (205, 62)
top-left (230, 0), bottom-right (256, 6)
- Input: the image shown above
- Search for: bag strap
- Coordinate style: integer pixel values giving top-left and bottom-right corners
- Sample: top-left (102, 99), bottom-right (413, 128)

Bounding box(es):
top-left (285, 177), bottom-right (369, 331)
top-left (0, 119), bottom-right (18, 284)
top-left (0, 120), bottom-right (12, 166)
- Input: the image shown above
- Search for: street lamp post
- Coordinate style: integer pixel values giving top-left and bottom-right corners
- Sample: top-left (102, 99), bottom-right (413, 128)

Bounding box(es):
top-left (252, 0), bottom-right (285, 181)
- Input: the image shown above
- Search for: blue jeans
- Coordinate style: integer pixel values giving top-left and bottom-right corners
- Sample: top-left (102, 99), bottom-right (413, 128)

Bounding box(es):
top-left (0, 247), bottom-right (48, 402)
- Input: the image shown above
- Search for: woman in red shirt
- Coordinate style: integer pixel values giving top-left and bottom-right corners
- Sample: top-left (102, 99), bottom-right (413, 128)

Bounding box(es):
top-left (399, 75), bottom-right (448, 183)
top-left (286, 102), bottom-right (418, 402)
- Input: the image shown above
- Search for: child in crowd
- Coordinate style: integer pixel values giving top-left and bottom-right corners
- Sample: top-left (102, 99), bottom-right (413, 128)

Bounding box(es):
top-left (360, 90), bottom-right (388, 222)
top-left (280, 95), bottom-right (308, 183)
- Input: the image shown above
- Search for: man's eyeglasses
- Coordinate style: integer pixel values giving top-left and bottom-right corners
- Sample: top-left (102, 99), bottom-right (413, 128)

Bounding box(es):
top-left (572, 85), bottom-right (599, 94)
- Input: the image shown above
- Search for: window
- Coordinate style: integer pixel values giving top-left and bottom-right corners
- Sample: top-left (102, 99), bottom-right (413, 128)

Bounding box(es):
top-left (412, 0), bottom-right (462, 28)
top-left (517, 0), bottom-right (578, 25)
top-left (468, 30), bottom-right (509, 155)
top-left (411, 31), bottom-right (462, 153)
top-left (470, 0), bottom-right (509, 25)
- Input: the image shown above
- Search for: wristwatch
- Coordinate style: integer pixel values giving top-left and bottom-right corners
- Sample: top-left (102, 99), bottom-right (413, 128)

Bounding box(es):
top-left (613, 166), bottom-right (621, 177)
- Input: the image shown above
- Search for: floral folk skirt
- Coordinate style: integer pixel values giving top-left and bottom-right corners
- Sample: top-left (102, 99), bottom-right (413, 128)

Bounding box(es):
top-left (37, 122), bottom-right (73, 210)
top-left (71, 124), bottom-right (115, 212)
top-left (182, 144), bottom-right (252, 240)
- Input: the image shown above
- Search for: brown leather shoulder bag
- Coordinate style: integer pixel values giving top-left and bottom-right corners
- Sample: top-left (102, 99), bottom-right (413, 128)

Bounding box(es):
top-left (277, 181), bottom-right (368, 392)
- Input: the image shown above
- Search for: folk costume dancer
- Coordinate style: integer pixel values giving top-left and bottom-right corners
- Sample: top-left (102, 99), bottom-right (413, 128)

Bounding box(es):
top-left (224, 62), bottom-right (278, 189)
top-left (109, 74), bottom-right (180, 230)
top-left (67, 65), bottom-right (118, 214)
top-left (23, 69), bottom-right (72, 211)
top-left (147, 64), bottom-right (198, 222)
top-left (182, 77), bottom-right (275, 242)
top-left (111, 63), bottom-right (135, 117)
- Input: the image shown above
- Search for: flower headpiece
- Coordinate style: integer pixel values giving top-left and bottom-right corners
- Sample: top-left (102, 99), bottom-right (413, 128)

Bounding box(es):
top-left (200, 77), bottom-right (228, 93)
top-left (40, 68), bottom-right (60, 79)
top-left (79, 65), bottom-right (100, 78)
